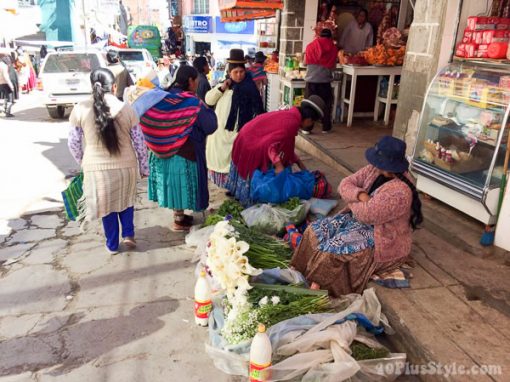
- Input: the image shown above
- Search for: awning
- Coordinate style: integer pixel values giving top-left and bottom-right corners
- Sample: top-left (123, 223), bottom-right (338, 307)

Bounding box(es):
top-left (219, 0), bottom-right (283, 22)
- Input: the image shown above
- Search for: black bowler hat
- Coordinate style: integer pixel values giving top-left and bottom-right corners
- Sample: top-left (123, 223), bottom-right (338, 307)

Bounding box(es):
top-left (365, 136), bottom-right (409, 173)
top-left (320, 28), bottom-right (333, 38)
top-left (255, 51), bottom-right (267, 63)
top-left (227, 49), bottom-right (247, 64)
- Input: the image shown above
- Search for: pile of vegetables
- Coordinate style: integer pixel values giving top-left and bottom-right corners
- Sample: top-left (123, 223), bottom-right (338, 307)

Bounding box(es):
top-left (222, 284), bottom-right (331, 345)
top-left (230, 221), bottom-right (292, 269)
top-left (278, 197), bottom-right (301, 211)
top-left (204, 199), bottom-right (244, 227)
top-left (351, 341), bottom-right (390, 360)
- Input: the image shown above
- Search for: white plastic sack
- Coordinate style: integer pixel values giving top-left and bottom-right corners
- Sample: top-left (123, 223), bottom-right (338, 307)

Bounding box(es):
top-left (185, 225), bottom-right (214, 262)
top-left (241, 201), bottom-right (310, 235)
top-left (266, 321), bottom-right (361, 381)
top-left (204, 343), bottom-right (249, 376)
top-left (353, 353), bottom-right (407, 382)
top-left (262, 289), bottom-right (397, 381)
top-left (309, 198), bottom-right (338, 216)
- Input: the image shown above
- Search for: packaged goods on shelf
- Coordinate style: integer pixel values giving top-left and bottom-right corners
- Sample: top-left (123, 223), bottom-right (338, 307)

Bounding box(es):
top-left (488, 42), bottom-right (509, 58)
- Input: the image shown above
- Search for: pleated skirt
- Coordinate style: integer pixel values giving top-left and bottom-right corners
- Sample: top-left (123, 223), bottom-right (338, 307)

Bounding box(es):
top-left (81, 167), bottom-right (137, 220)
top-left (148, 152), bottom-right (198, 211)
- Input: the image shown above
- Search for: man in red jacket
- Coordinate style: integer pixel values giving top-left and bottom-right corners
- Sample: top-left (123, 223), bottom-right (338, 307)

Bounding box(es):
top-left (303, 28), bottom-right (337, 134)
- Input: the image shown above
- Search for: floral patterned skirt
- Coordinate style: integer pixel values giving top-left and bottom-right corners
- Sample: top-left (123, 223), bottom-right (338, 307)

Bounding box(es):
top-left (225, 163), bottom-right (253, 207)
top-left (208, 170), bottom-right (229, 189)
top-left (291, 214), bottom-right (405, 298)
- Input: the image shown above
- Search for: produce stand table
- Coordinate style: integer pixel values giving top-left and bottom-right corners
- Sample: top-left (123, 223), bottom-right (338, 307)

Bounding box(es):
top-left (280, 78), bottom-right (341, 122)
top-left (341, 65), bottom-right (402, 127)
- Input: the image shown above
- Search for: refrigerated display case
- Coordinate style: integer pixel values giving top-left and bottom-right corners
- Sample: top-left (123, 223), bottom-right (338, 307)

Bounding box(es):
top-left (411, 62), bottom-right (510, 224)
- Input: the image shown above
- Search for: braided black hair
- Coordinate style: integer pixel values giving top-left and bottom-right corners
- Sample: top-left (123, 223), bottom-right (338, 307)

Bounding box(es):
top-left (90, 68), bottom-right (120, 156)
top-left (395, 173), bottom-right (423, 230)
top-left (169, 65), bottom-right (198, 91)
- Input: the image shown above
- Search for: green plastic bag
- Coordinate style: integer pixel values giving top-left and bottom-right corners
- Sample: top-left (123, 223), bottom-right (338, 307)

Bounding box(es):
top-left (61, 173), bottom-right (83, 221)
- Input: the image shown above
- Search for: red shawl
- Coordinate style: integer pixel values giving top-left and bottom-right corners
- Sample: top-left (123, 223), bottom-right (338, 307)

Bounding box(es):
top-left (305, 37), bottom-right (337, 69)
top-left (232, 107), bottom-right (302, 179)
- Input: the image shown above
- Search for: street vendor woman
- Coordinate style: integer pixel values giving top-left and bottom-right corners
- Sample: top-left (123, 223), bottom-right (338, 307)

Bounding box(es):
top-left (205, 49), bottom-right (264, 189)
top-left (339, 8), bottom-right (374, 54)
top-left (226, 95), bottom-right (326, 206)
top-left (291, 136), bottom-right (423, 297)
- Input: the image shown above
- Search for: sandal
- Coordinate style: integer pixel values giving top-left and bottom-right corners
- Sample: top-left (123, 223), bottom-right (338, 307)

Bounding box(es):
top-left (174, 212), bottom-right (194, 225)
top-left (171, 221), bottom-right (192, 233)
top-left (122, 237), bottom-right (137, 249)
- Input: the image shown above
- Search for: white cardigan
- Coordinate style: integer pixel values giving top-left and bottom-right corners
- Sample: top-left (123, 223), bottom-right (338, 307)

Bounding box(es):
top-left (205, 85), bottom-right (239, 174)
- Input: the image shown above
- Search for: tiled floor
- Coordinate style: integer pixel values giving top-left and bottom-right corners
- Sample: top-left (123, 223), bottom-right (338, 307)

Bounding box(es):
top-left (306, 119), bottom-right (391, 172)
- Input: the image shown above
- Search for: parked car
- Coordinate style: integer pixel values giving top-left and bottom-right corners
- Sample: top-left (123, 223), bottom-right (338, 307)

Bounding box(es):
top-left (115, 48), bottom-right (156, 81)
top-left (37, 50), bottom-right (108, 119)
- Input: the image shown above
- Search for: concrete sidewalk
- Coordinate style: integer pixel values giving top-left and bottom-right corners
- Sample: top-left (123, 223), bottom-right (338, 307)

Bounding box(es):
top-left (0, 183), bottom-right (244, 382)
top-left (0, 127), bottom-right (508, 381)
top-left (297, 125), bottom-right (510, 381)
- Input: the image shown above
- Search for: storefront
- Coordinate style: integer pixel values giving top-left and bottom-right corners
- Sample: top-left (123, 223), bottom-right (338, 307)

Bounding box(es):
top-left (403, 1), bottom-right (510, 250)
top-left (183, 15), bottom-right (257, 59)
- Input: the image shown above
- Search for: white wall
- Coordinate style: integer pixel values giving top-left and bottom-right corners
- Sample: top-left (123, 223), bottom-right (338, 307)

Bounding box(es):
top-left (303, 0), bottom-right (319, 48)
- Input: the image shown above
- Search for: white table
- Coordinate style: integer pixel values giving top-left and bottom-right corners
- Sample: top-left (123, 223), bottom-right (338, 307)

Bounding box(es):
top-left (280, 78), bottom-right (342, 122)
top-left (341, 65), bottom-right (402, 127)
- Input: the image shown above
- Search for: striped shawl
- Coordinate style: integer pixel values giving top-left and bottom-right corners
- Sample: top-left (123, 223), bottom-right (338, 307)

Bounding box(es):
top-left (140, 90), bottom-right (201, 158)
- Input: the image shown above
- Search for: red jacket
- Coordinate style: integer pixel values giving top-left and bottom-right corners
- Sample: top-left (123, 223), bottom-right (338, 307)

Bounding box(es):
top-left (305, 37), bottom-right (337, 69)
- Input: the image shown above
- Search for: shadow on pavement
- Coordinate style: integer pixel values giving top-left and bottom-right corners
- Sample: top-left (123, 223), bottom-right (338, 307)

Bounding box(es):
top-left (34, 139), bottom-right (80, 178)
top-left (0, 298), bottom-right (179, 376)
top-left (8, 106), bottom-right (70, 123)
top-left (0, 258), bottom-right (190, 306)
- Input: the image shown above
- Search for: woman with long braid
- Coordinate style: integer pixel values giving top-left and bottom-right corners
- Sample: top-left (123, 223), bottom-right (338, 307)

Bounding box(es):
top-left (68, 68), bottom-right (149, 254)
top-left (292, 136), bottom-right (423, 297)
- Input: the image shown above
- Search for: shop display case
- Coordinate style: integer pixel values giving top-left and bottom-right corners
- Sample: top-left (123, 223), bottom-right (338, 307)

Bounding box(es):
top-left (257, 19), bottom-right (278, 54)
top-left (412, 62), bottom-right (510, 224)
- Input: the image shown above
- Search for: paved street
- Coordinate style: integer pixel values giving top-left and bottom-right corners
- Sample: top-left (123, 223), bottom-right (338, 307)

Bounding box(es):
top-left (0, 94), bottom-right (78, 240)
top-left (0, 94), bottom-right (238, 381)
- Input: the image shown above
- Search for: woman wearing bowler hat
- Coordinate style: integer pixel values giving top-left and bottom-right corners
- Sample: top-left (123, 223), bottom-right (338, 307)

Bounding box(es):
top-left (205, 49), bottom-right (264, 189)
top-left (291, 136), bottom-right (423, 297)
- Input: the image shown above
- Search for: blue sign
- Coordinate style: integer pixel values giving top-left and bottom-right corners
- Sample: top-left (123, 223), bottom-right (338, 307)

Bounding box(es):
top-left (184, 16), bottom-right (213, 33)
top-left (215, 17), bottom-right (255, 35)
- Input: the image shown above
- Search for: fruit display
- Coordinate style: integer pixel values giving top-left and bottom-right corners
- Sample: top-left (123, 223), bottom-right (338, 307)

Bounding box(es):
top-left (363, 44), bottom-right (405, 66)
top-left (264, 60), bottom-right (278, 73)
top-left (338, 50), bottom-right (368, 66)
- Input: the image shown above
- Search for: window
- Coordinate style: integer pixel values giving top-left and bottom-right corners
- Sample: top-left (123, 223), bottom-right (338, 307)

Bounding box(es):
top-left (42, 54), bottom-right (101, 73)
top-left (193, 0), bottom-right (209, 14)
top-left (118, 51), bottom-right (145, 61)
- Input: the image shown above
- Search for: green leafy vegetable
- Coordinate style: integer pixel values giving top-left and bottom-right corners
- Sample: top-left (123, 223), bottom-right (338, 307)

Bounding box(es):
top-left (218, 199), bottom-right (244, 220)
top-left (203, 214), bottom-right (224, 227)
top-left (351, 341), bottom-right (390, 360)
top-left (278, 197), bottom-right (301, 211)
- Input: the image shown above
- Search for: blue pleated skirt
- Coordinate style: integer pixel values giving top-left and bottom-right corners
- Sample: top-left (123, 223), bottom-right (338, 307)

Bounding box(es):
top-left (148, 152), bottom-right (198, 211)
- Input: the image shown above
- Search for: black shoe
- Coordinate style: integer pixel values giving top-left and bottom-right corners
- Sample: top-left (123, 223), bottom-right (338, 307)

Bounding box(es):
top-left (226, 191), bottom-right (233, 197)
top-left (4, 113), bottom-right (14, 118)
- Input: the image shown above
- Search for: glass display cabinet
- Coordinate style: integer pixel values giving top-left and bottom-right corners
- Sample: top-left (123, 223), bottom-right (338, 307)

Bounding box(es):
top-left (412, 62), bottom-right (510, 224)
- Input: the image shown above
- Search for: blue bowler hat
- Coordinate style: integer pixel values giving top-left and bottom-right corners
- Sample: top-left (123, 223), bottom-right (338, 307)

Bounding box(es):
top-left (365, 136), bottom-right (409, 173)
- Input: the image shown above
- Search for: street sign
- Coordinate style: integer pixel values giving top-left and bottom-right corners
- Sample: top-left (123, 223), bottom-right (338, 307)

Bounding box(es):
top-left (183, 16), bottom-right (213, 33)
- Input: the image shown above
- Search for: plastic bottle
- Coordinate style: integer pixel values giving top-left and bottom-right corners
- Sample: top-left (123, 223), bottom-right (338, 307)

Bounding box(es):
top-left (194, 271), bottom-right (212, 326)
top-left (249, 323), bottom-right (272, 382)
